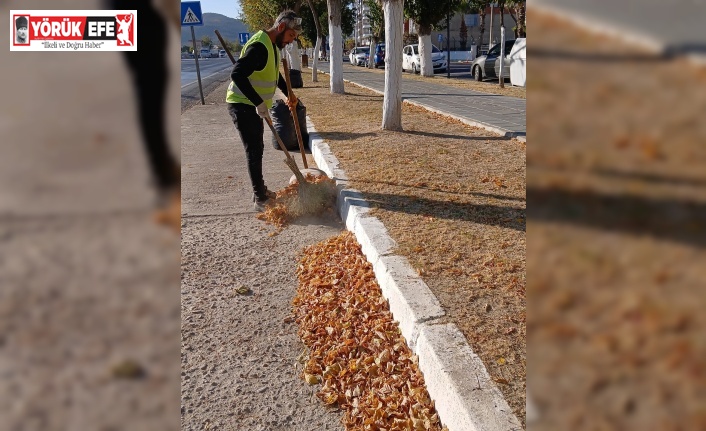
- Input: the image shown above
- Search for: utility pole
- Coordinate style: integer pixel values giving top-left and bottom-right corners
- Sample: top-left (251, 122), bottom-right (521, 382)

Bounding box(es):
top-left (446, 9), bottom-right (450, 79)
top-left (489, 2), bottom-right (495, 50)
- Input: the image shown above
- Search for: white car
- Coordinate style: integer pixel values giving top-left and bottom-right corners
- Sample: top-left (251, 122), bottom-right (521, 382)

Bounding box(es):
top-left (402, 44), bottom-right (447, 74)
top-left (349, 46), bottom-right (370, 66)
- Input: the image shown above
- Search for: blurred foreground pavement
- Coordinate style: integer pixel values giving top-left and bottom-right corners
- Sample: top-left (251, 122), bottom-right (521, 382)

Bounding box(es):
top-left (527, 6), bottom-right (706, 431)
top-left (0, 0), bottom-right (181, 429)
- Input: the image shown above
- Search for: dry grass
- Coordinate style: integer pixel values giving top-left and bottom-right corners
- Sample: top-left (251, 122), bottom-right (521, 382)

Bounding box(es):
top-left (527, 9), bottom-right (706, 430)
top-left (296, 69), bottom-right (526, 426)
top-left (340, 62), bottom-right (526, 98)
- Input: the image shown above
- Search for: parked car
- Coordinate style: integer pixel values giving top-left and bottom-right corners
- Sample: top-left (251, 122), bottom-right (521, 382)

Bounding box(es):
top-left (219, 49), bottom-right (226, 58)
top-left (366, 43), bottom-right (385, 68)
top-left (349, 46), bottom-right (370, 66)
top-left (402, 43), bottom-right (447, 74)
top-left (199, 48), bottom-right (210, 59)
top-left (470, 39), bottom-right (516, 82)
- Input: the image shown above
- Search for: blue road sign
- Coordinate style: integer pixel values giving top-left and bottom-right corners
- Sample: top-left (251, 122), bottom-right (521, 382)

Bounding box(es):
top-left (239, 33), bottom-right (251, 44)
top-left (181, 1), bottom-right (203, 27)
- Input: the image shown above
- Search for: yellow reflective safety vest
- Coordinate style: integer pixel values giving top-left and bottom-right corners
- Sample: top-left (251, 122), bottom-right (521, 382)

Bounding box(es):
top-left (226, 31), bottom-right (279, 108)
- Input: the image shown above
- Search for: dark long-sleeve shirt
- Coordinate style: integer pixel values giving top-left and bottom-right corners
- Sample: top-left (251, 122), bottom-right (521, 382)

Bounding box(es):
top-left (231, 36), bottom-right (289, 106)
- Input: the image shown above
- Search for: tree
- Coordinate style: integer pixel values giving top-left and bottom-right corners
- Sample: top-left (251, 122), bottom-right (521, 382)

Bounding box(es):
top-left (382, 0), bottom-right (404, 130)
top-left (201, 35), bottom-right (213, 48)
top-left (365, 0), bottom-right (384, 69)
top-left (239, 0), bottom-right (281, 31)
top-left (498, 0), bottom-right (505, 88)
top-left (327, 0), bottom-right (345, 93)
top-left (181, 45), bottom-right (191, 53)
top-left (506, 0), bottom-right (526, 38)
top-left (302, 0), bottom-right (326, 81)
top-left (405, 0), bottom-right (461, 76)
top-left (239, 0), bottom-right (306, 71)
top-left (469, 0), bottom-right (490, 50)
top-left (459, 15), bottom-right (468, 51)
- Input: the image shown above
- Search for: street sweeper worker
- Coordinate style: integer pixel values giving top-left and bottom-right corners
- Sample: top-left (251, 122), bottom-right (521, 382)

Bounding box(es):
top-left (227, 10), bottom-right (301, 211)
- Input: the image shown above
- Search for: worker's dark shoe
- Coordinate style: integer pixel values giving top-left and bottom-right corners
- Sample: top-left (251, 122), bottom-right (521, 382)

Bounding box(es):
top-left (253, 189), bottom-right (277, 212)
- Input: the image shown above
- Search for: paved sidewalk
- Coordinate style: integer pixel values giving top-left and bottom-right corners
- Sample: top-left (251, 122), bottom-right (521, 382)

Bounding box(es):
top-left (180, 102), bottom-right (345, 431)
top-left (312, 62), bottom-right (526, 139)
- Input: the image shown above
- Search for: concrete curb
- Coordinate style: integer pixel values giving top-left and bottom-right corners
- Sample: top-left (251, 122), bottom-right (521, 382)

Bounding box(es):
top-left (308, 66), bottom-right (527, 143)
top-left (306, 116), bottom-right (523, 431)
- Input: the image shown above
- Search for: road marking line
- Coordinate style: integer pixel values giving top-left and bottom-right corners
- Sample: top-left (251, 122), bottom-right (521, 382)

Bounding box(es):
top-left (181, 66), bottom-right (232, 89)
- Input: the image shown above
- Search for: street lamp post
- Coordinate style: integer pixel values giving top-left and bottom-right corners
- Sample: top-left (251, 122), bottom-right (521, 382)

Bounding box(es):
top-left (446, 10), bottom-right (450, 79)
top-left (489, 2), bottom-right (496, 50)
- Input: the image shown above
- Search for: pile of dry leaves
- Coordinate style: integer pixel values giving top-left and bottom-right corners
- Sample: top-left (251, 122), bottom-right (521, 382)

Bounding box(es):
top-left (293, 231), bottom-right (447, 431)
top-left (256, 174), bottom-right (337, 228)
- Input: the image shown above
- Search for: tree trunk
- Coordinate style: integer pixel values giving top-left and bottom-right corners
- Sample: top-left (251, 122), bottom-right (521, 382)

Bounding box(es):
top-left (368, 36), bottom-right (377, 69)
top-left (307, 0), bottom-right (323, 81)
top-left (508, 7), bottom-right (518, 38)
top-left (286, 42), bottom-right (302, 71)
top-left (499, 2), bottom-right (505, 88)
top-left (518, 4), bottom-right (526, 37)
top-left (312, 36), bottom-right (321, 81)
top-left (417, 24), bottom-right (433, 77)
top-left (478, 9), bottom-right (486, 49)
top-left (382, 0), bottom-right (403, 131)
top-left (327, 0), bottom-right (344, 93)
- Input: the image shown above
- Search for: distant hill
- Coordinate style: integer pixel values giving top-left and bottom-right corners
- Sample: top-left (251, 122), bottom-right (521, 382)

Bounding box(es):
top-left (181, 13), bottom-right (252, 47)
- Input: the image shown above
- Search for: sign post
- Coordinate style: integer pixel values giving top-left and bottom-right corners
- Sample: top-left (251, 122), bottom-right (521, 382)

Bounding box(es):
top-left (181, 1), bottom-right (205, 105)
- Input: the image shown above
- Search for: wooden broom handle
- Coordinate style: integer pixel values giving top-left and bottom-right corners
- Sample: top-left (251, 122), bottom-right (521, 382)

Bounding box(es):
top-left (282, 58), bottom-right (308, 169)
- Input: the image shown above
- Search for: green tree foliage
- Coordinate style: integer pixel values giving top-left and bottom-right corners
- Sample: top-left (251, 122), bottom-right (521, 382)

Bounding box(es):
top-left (404, 0), bottom-right (461, 36)
top-left (364, 0), bottom-right (384, 40)
top-left (239, 0), bottom-right (306, 31)
top-left (299, 0), bottom-right (355, 46)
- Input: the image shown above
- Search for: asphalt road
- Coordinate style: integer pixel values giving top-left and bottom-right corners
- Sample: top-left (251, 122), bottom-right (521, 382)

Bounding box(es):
top-left (181, 57), bottom-right (234, 112)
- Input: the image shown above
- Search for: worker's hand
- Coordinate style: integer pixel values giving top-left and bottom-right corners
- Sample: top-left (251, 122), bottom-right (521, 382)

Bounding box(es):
top-left (256, 102), bottom-right (271, 123)
top-left (286, 95), bottom-right (298, 112)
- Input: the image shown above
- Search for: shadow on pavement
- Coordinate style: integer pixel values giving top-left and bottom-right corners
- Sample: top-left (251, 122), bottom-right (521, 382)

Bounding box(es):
top-left (316, 131), bottom-right (377, 141)
top-left (532, 48), bottom-right (668, 63)
top-left (360, 191), bottom-right (525, 232)
top-left (590, 168), bottom-right (706, 188)
top-left (528, 187), bottom-right (706, 248)
top-left (354, 178), bottom-right (526, 202)
top-left (402, 130), bottom-right (511, 141)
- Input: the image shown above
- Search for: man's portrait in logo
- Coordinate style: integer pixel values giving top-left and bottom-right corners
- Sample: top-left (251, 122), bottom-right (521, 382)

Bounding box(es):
top-left (15, 16), bottom-right (29, 44)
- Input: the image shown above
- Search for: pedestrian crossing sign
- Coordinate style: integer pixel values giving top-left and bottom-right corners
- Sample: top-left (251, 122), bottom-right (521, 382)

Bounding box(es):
top-left (181, 1), bottom-right (203, 26)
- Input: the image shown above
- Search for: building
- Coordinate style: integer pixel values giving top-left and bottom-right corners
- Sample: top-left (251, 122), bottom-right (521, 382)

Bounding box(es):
top-left (412, 6), bottom-right (520, 53)
top-left (353, 0), bottom-right (372, 46)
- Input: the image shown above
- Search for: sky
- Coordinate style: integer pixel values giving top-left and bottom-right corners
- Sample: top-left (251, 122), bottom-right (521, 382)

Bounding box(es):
top-left (198, 0), bottom-right (242, 20)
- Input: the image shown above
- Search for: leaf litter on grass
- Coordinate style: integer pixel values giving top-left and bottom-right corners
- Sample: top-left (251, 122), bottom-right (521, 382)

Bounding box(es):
top-left (294, 231), bottom-right (448, 431)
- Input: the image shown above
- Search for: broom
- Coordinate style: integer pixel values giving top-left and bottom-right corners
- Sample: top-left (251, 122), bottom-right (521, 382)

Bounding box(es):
top-left (264, 118), bottom-right (336, 215)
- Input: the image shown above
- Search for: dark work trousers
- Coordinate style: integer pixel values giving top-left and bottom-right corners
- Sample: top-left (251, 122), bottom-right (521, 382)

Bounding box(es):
top-left (227, 103), bottom-right (269, 201)
top-left (109, 0), bottom-right (179, 192)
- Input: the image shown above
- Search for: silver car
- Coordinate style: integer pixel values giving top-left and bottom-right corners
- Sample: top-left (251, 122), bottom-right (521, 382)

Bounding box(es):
top-left (349, 46), bottom-right (370, 66)
top-left (470, 40), bottom-right (516, 82)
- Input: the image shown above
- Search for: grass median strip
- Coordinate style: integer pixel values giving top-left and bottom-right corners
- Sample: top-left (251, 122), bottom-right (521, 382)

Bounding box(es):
top-left (294, 231), bottom-right (447, 431)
